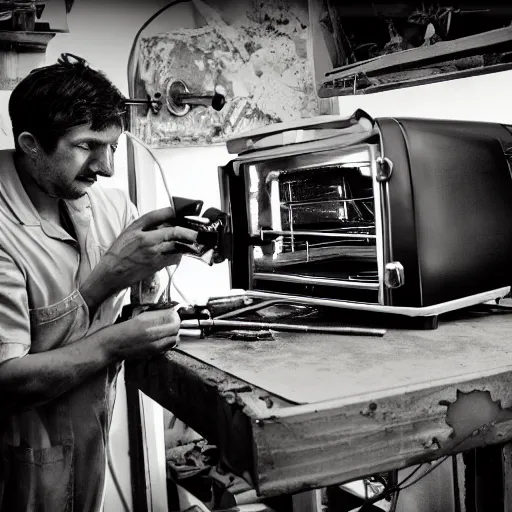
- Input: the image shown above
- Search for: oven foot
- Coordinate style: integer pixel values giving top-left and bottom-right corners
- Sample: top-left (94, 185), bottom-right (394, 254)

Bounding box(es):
top-left (417, 315), bottom-right (439, 330)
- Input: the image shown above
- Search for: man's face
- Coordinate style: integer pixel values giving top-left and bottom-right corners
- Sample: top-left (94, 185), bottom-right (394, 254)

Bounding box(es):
top-left (32, 123), bottom-right (122, 200)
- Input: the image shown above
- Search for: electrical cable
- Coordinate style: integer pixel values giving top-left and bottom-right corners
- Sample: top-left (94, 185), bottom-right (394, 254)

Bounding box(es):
top-left (388, 490), bottom-right (399, 512)
top-left (109, 4), bottom-right (194, 511)
top-left (124, 130), bottom-right (192, 306)
top-left (127, 0), bottom-right (192, 98)
top-left (170, 274), bottom-right (192, 304)
top-left (165, 265), bottom-right (177, 302)
top-left (358, 458), bottom-right (450, 511)
top-left (124, 130), bottom-right (176, 216)
top-left (395, 463), bottom-right (425, 487)
top-left (387, 471), bottom-right (399, 512)
top-left (396, 457), bottom-right (450, 491)
top-left (107, 441), bottom-right (132, 512)
top-left (165, 264), bottom-right (192, 304)
top-left (357, 413), bottom-right (501, 511)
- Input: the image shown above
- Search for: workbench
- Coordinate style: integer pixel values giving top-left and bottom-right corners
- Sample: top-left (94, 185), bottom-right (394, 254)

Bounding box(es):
top-left (127, 307), bottom-right (512, 511)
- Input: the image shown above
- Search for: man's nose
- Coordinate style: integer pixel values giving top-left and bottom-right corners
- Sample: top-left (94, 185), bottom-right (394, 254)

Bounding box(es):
top-left (89, 147), bottom-right (114, 177)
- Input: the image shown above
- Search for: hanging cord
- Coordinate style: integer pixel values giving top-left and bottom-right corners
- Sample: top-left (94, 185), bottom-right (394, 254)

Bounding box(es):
top-left (165, 265), bottom-right (191, 304)
top-left (358, 415), bottom-right (500, 511)
top-left (107, 5), bottom-right (195, 511)
top-left (107, 441), bottom-right (132, 512)
top-left (127, 0), bottom-right (192, 98)
top-left (124, 130), bottom-right (176, 216)
top-left (124, 130), bottom-right (192, 305)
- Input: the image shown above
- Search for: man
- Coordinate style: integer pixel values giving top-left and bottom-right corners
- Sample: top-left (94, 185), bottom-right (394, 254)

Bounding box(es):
top-left (0, 54), bottom-right (199, 511)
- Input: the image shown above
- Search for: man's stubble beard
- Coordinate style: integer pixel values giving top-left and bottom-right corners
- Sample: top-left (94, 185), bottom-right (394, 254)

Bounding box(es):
top-left (37, 160), bottom-right (86, 200)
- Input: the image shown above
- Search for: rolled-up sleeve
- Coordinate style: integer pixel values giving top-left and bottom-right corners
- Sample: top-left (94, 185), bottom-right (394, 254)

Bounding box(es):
top-left (0, 247), bottom-right (30, 362)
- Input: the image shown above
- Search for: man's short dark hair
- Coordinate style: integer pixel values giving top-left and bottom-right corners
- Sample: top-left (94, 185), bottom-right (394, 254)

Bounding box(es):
top-left (9, 53), bottom-right (127, 153)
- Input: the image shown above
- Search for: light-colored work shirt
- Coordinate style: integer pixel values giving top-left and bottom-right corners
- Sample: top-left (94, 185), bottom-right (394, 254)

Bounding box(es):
top-left (0, 149), bottom-right (136, 511)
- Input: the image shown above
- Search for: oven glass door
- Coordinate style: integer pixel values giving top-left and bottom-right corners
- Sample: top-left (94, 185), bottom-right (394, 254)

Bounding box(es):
top-left (244, 144), bottom-right (382, 303)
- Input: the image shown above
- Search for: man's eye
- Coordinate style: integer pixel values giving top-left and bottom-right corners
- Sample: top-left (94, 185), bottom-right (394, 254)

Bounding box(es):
top-left (77, 143), bottom-right (90, 150)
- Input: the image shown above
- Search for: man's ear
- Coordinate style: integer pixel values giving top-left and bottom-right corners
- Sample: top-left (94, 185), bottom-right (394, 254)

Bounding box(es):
top-left (17, 132), bottom-right (40, 158)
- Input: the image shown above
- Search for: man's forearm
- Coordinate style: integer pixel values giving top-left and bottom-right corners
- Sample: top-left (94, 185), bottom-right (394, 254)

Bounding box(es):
top-left (0, 323), bottom-right (124, 414)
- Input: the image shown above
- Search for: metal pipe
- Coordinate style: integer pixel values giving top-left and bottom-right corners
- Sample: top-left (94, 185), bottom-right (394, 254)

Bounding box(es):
top-left (180, 319), bottom-right (386, 336)
top-left (281, 196), bottom-right (374, 207)
top-left (260, 229), bottom-right (377, 239)
top-left (174, 91), bottom-right (226, 111)
top-left (253, 273), bottom-right (380, 289)
top-left (123, 99), bottom-right (156, 106)
top-left (213, 299), bottom-right (284, 320)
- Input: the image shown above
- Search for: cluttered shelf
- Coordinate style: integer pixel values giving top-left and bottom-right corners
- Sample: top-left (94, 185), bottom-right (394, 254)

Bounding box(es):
top-left (127, 306), bottom-right (512, 497)
top-left (311, 3), bottom-right (512, 96)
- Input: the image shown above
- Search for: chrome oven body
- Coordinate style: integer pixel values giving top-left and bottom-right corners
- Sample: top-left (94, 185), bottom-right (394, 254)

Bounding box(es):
top-left (219, 111), bottom-right (512, 323)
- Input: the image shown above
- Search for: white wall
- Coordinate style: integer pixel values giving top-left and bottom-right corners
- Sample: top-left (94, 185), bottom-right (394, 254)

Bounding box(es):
top-left (336, 70), bottom-right (512, 123)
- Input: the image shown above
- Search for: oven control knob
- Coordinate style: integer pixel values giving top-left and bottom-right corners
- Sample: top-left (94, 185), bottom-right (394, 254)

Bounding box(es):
top-left (376, 156), bottom-right (393, 182)
top-left (385, 261), bottom-right (405, 288)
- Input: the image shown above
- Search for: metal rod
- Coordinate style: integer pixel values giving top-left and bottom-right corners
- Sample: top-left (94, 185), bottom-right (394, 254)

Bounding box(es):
top-left (281, 196), bottom-right (374, 207)
top-left (174, 92), bottom-right (226, 111)
top-left (180, 319), bottom-right (386, 336)
top-left (261, 229), bottom-right (377, 239)
top-left (124, 99), bottom-right (158, 106)
top-left (253, 273), bottom-right (380, 289)
top-left (213, 299), bottom-right (285, 320)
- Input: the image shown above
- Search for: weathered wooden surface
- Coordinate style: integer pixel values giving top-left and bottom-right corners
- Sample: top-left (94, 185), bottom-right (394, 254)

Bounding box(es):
top-left (130, 310), bottom-right (512, 497)
top-left (178, 310), bottom-right (512, 404)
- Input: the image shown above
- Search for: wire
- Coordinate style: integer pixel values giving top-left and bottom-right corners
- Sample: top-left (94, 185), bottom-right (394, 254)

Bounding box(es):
top-left (107, 5), bottom-right (193, 511)
top-left (396, 464), bottom-right (425, 487)
top-left (127, 0), bottom-right (192, 98)
top-left (387, 471), bottom-right (399, 512)
top-left (398, 457), bottom-right (450, 491)
top-left (165, 265), bottom-right (177, 302)
top-left (358, 414), bottom-right (500, 511)
top-left (124, 130), bottom-right (176, 217)
top-left (388, 490), bottom-right (399, 512)
top-left (358, 458), bottom-right (449, 510)
top-left (171, 276), bottom-right (191, 304)
top-left (107, 440), bottom-right (131, 512)
top-left (123, 131), bottom-right (196, 306)
top-left (164, 265), bottom-right (192, 304)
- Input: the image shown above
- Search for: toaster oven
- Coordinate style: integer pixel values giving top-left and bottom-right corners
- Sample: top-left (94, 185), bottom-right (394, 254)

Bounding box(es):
top-left (219, 110), bottom-right (512, 327)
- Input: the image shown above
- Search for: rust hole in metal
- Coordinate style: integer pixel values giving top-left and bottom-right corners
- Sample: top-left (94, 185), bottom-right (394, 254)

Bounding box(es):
top-left (443, 390), bottom-right (512, 441)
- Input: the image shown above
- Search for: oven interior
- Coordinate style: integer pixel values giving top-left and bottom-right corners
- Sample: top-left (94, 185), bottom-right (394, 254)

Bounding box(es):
top-left (244, 146), bottom-right (381, 303)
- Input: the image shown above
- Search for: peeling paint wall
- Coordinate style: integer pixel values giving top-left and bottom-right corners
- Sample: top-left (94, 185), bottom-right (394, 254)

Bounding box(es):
top-left (134, 0), bottom-right (319, 147)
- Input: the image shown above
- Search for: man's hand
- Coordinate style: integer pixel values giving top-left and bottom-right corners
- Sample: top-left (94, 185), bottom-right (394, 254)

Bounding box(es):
top-left (80, 207), bottom-right (198, 314)
top-left (108, 306), bottom-right (181, 360)
top-left (0, 305), bottom-right (182, 412)
top-left (102, 206), bottom-right (198, 285)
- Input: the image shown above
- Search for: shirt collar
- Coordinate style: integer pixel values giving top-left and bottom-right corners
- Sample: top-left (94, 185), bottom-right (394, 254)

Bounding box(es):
top-left (0, 149), bottom-right (40, 226)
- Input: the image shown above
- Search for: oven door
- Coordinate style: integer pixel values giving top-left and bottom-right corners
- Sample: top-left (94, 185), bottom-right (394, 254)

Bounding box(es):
top-left (234, 143), bottom-right (385, 304)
